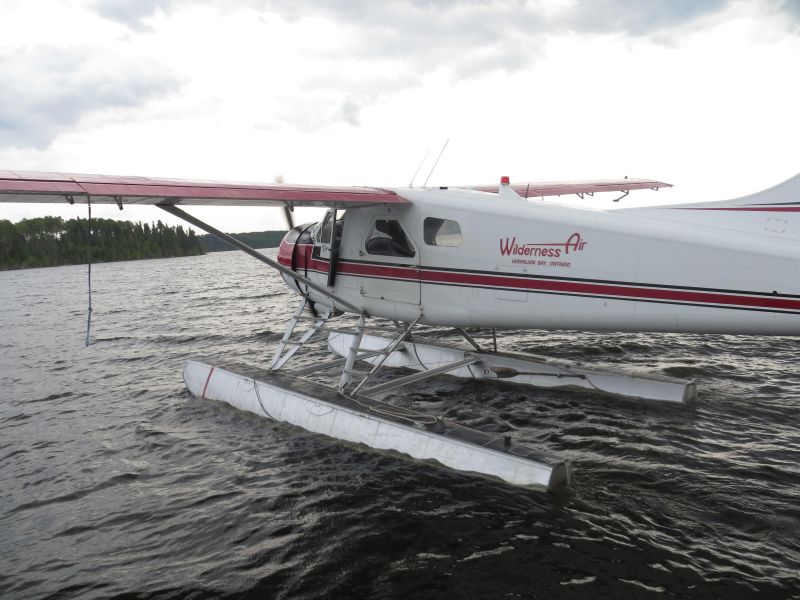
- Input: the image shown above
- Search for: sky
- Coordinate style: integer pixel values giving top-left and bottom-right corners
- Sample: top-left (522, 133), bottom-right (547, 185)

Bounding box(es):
top-left (1, 0), bottom-right (799, 232)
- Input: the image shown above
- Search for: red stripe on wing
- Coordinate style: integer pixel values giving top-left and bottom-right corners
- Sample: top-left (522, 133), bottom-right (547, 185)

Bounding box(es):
top-left (0, 170), bottom-right (409, 206)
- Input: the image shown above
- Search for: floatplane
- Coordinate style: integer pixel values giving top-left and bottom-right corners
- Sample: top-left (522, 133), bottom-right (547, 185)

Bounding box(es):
top-left (2, 169), bottom-right (799, 492)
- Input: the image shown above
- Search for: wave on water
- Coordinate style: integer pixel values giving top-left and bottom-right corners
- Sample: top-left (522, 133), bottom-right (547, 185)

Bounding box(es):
top-left (1, 252), bottom-right (799, 599)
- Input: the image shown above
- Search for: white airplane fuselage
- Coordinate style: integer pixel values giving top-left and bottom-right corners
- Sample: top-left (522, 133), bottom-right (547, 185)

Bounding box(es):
top-left (278, 184), bottom-right (800, 336)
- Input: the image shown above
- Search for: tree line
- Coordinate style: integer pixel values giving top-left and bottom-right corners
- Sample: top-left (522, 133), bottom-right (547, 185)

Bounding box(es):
top-left (0, 217), bottom-right (203, 270)
top-left (197, 230), bottom-right (287, 252)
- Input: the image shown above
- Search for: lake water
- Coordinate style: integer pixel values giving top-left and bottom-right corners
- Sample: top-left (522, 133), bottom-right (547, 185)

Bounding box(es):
top-left (1, 251), bottom-right (799, 599)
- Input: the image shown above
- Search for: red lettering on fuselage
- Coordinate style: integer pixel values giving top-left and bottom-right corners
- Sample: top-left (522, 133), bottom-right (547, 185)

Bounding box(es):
top-left (499, 233), bottom-right (587, 258)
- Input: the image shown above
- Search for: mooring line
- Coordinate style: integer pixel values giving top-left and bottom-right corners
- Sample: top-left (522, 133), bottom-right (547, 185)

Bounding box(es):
top-left (85, 195), bottom-right (94, 347)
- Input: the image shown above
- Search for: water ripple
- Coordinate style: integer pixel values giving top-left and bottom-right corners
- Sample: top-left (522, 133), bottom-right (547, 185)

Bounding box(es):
top-left (1, 252), bottom-right (799, 598)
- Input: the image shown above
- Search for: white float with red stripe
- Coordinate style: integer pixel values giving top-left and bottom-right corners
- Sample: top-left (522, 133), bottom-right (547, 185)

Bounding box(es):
top-left (183, 360), bottom-right (571, 491)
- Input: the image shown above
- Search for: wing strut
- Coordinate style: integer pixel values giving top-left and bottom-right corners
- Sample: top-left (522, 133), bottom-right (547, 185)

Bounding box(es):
top-left (157, 204), bottom-right (364, 315)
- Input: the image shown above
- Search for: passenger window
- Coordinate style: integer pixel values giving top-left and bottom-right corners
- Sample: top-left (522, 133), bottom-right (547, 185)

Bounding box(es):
top-left (424, 217), bottom-right (463, 247)
top-left (365, 219), bottom-right (415, 258)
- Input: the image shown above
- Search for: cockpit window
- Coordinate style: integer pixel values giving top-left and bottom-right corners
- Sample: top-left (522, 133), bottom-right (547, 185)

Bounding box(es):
top-left (365, 219), bottom-right (415, 258)
top-left (312, 210), bottom-right (346, 246)
top-left (423, 218), bottom-right (463, 247)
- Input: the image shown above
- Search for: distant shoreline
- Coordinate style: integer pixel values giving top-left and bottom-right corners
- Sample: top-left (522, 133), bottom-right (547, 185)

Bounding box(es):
top-left (197, 230), bottom-right (286, 252)
top-left (0, 217), bottom-right (203, 271)
top-left (1, 218), bottom-right (287, 270)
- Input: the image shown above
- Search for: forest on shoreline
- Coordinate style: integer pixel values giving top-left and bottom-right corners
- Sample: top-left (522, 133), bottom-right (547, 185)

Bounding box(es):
top-left (0, 217), bottom-right (203, 270)
top-left (196, 230), bottom-right (286, 252)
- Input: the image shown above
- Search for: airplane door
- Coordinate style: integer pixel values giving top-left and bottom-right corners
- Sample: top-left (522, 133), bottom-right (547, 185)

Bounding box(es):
top-left (312, 209), bottom-right (343, 286)
top-left (359, 217), bottom-right (420, 305)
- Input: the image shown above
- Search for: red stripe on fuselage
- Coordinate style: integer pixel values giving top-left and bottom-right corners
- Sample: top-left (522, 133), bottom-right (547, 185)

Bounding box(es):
top-left (276, 243), bottom-right (800, 313)
top-left (418, 270), bottom-right (800, 312)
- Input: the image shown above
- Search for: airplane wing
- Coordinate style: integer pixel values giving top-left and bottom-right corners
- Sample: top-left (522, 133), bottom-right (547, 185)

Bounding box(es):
top-left (0, 170), bottom-right (409, 207)
top-left (467, 178), bottom-right (671, 198)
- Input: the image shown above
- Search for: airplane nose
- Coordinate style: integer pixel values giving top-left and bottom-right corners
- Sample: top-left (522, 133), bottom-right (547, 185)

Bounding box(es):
top-left (277, 222), bottom-right (316, 294)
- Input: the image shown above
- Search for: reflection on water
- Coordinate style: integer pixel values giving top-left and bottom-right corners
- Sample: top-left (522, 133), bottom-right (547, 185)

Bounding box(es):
top-left (1, 251), bottom-right (799, 599)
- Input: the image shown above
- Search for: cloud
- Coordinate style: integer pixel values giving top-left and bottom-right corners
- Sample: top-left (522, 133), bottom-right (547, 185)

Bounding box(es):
top-left (273, 1), bottom-right (550, 76)
top-left (11, 0), bottom-right (793, 149)
top-left (335, 95), bottom-right (361, 126)
top-left (90, 0), bottom-right (173, 29)
top-left (87, 1), bottom-right (739, 79)
top-left (0, 46), bottom-right (181, 149)
top-left (772, 0), bottom-right (800, 30)
top-left (562, 0), bottom-right (730, 35)
top-left (775, 0), bottom-right (800, 17)
top-left (88, 0), bottom-right (800, 42)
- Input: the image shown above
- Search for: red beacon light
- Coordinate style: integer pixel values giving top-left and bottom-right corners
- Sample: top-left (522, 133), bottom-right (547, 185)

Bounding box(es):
top-left (500, 176), bottom-right (510, 185)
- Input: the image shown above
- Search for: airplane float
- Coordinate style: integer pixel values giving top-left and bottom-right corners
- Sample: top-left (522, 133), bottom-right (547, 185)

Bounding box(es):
top-left (2, 169), bottom-right (799, 492)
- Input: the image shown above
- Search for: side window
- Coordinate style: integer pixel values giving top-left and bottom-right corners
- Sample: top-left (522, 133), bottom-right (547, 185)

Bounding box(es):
top-left (365, 219), bottom-right (415, 258)
top-left (424, 217), bottom-right (463, 247)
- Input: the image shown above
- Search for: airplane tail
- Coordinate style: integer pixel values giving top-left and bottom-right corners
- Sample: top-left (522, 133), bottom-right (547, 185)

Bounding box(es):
top-left (625, 172), bottom-right (800, 241)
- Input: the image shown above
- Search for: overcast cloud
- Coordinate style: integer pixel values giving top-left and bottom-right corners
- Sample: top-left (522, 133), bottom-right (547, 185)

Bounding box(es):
top-left (86, 0), bottom-right (740, 79)
top-left (92, 0), bottom-right (736, 34)
top-left (2, 0), bottom-right (797, 150)
top-left (89, 0), bottom-right (800, 39)
top-left (91, 0), bottom-right (173, 30)
top-left (0, 45), bottom-right (180, 149)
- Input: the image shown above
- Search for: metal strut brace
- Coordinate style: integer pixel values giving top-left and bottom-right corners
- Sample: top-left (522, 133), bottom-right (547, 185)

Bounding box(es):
top-left (352, 316), bottom-right (421, 395)
top-left (455, 327), bottom-right (483, 352)
top-left (157, 204), bottom-right (364, 314)
top-left (288, 348), bottom-right (385, 377)
top-left (338, 313), bottom-right (367, 391)
top-left (270, 297), bottom-right (332, 371)
top-left (362, 355), bottom-right (479, 396)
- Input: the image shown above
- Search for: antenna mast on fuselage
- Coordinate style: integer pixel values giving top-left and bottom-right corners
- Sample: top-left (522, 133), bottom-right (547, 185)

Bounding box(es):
top-left (422, 138), bottom-right (450, 188)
